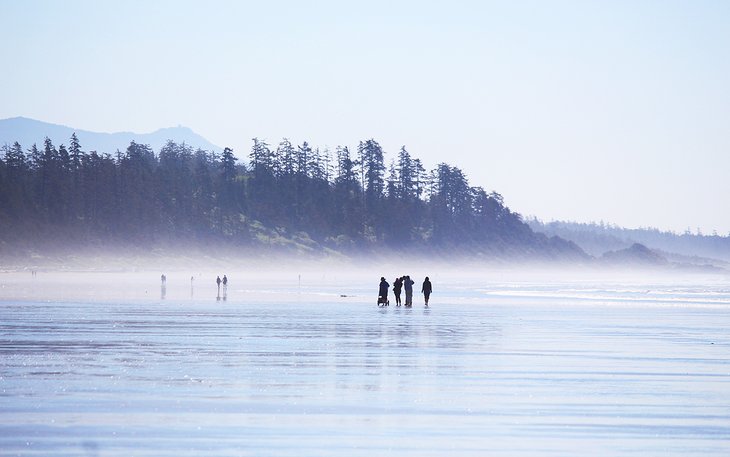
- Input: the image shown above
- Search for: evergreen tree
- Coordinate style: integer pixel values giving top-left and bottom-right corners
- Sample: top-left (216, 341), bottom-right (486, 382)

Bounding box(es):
top-left (397, 146), bottom-right (413, 200)
top-left (430, 163), bottom-right (472, 242)
top-left (27, 143), bottom-right (42, 171)
top-left (67, 134), bottom-right (85, 222)
top-left (296, 141), bottom-right (312, 178)
top-left (3, 142), bottom-right (32, 218)
top-left (221, 147), bottom-right (237, 183)
top-left (119, 141), bottom-right (157, 238)
top-left (358, 139), bottom-right (386, 209)
top-left (321, 148), bottom-right (333, 183)
top-left (69, 133), bottom-right (83, 171)
top-left (335, 146), bottom-right (358, 187)
top-left (218, 146), bottom-right (240, 223)
top-left (412, 158), bottom-right (426, 199)
top-left (309, 147), bottom-right (324, 181)
top-left (249, 138), bottom-right (272, 176)
top-left (37, 137), bottom-right (58, 219)
top-left (81, 151), bottom-right (118, 236)
top-left (191, 148), bottom-right (215, 234)
top-left (386, 160), bottom-right (398, 200)
top-left (157, 141), bottom-right (196, 235)
top-left (334, 146), bottom-right (363, 239)
top-left (4, 142), bottom-right (27, 171)
top-left (247, 139), bottom-right (277, 223)
top-left (58, 144), bottom-right (70, 171)
top-left (277, 138), bottom-right (296, 177)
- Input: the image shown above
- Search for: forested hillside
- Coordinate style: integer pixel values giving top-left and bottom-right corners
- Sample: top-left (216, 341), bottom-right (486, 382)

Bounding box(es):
top-left (0, 134), bottom-right (585, 260)
top-left (528, 219), bottom-right (730, 263)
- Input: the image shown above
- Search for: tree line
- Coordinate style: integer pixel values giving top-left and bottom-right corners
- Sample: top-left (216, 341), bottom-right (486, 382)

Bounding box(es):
top-left (528, 218), bottom-right (730, 262)
top-left (0, 134), bottom-right (575, 256)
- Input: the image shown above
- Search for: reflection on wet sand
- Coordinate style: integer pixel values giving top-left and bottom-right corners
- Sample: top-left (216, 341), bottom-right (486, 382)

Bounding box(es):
top-left (0, 273), bottom-right (729, 456)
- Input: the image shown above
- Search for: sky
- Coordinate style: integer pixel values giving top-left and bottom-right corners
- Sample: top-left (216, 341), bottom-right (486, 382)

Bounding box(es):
top-left (1, 0), bottom-right (729, 234)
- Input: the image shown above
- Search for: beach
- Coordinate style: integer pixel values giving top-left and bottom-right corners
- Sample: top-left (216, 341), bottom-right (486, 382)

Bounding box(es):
top-left (1, 270), bottom-right (729, 456)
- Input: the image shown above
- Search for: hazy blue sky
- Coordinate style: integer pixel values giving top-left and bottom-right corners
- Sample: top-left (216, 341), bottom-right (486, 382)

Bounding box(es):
top-left (2, 0), bottom-right (729, 234)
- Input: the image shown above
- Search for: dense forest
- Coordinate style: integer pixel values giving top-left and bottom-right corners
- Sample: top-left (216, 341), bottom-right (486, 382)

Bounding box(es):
top-left (0, 134), bottom-right (584, 260)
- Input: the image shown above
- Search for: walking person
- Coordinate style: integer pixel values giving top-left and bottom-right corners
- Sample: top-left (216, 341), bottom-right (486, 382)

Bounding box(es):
top-left (393, 277), bottom-right (403, 306)
top-left (422, 276), bottom-right (432, 306)
top-left (404, 275), bottom-right (414, 307)
top-left (216, 275), bottom-right (222, 300)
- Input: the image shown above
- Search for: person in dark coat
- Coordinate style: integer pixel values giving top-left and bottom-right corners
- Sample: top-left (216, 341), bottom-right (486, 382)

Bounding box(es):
top-left (404, 275), bottom-right (414, 306)
top-left (378, 277), bottom-right (390, 306)
top-left (421, 277), bottom-right (432, 306)
top-left (393, 277), bottom-right (403, 306)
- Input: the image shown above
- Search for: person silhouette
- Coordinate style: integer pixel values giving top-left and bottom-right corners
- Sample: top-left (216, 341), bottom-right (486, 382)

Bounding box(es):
top-left (393, 277), bottom-right (403, 306)
top-left (160, 274), bottom-right (167, 300)
top-left (404, 275), bottom-right (414, 307)
top-left (378, 277), bottom-right (390, 306)
top-left (421, 276), bottom-right (432, 306)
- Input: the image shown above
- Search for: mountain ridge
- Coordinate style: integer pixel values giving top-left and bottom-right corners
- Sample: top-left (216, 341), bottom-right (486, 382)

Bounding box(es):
top-left (0, 116), bottom-right (221, 154)
top-left (528, 218), bottom-right (730, 265)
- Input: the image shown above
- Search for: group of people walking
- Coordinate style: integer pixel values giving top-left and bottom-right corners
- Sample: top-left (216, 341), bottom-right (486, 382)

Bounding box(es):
top-left (379, 275), bottom-right (432, 307)
top-left (216, 275), bottom-right (228, 291)
top-left (216, 275), bottom-right (228, 301)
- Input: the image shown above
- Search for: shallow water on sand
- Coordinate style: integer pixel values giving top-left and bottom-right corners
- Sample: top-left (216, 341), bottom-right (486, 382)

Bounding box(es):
top-left (1, 273), bottom-right (729, 456)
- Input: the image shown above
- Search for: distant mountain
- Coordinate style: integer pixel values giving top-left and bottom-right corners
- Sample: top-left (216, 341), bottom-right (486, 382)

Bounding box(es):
top-left (528, 218), bottom-right (730, 264)
top-left (601, 243), bottom-right (669, 266)
top-left (0, 117), bottom-right (221, 154)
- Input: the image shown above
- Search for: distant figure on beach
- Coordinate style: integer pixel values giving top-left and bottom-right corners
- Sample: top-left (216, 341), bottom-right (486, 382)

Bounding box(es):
top-left (190, 276), bottom-right (194, 298)
top-left (160, 274), bottom-right (167, 300)
top-left (404, 275), bottom-right (414, 307)
top-left (216, 275), bottom-right (222, 300)
top-left (393, 277), bottom-right (403, 306)
top-left (378, 277), bottom-right (390, 306)
top-left (422, 277), bottom-right (432, 306)
top-left (222, 275), bottom-right (228, 301)
top-left (222, 275), bottom-right (228, 288)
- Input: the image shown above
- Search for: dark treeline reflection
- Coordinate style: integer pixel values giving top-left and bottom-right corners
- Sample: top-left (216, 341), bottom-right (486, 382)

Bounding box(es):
top-left (0, 135), bottom-right (582, 257)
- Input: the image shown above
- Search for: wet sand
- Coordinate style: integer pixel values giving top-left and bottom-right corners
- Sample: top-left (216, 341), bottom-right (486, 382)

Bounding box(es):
top-left (1, 271), bottom-right (729, 456)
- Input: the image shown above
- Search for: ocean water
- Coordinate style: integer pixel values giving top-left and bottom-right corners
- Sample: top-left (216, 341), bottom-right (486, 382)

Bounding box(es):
top-left (1, 271), bottom-right (729, 456)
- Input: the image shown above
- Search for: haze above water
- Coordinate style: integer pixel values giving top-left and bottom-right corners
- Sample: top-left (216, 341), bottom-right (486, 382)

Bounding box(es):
top-left (1, 266), bottom-right (729, 456)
